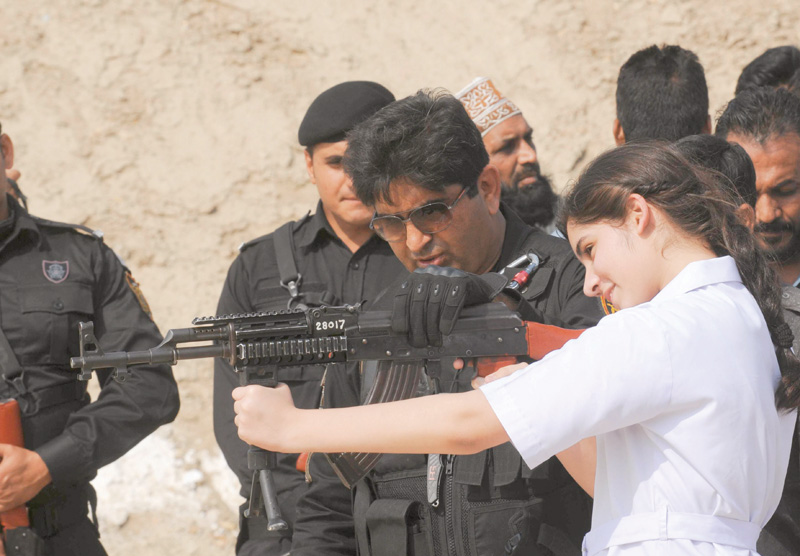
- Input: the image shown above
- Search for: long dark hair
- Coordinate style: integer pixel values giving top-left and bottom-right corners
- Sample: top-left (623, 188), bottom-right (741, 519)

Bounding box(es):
top-left (560, 142), bottom-right (800, 411)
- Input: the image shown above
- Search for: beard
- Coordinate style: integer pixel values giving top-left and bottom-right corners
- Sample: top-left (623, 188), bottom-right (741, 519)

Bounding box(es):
top-left (500, 168), bottom-right (559, 230)
top-left (755, 218), bottom-right (800, 264)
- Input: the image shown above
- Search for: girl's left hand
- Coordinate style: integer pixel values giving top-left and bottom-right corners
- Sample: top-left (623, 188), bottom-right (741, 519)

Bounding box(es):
top-left (232, 383), bottom-right (296, 450)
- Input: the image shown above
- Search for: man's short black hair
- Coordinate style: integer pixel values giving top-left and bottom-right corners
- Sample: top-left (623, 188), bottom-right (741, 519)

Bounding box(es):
top-left (715, 87), bottom-right (800, 144)
top-left (616, 44), bottom-right (709, 142)
top-left (344, 89), bottom-right (489, 207)
top-left (735, 46), bottom-right (800, 95)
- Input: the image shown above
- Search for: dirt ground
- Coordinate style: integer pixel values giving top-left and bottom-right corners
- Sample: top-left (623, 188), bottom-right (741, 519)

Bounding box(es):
top-left (1, 0), bottom-right (798, 554)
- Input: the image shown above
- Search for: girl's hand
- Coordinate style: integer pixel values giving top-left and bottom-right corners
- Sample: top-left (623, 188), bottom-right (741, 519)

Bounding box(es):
top-left (471, 362), bottom-right (529, 388)
top-left (232, 384), bottom-right (296, 451)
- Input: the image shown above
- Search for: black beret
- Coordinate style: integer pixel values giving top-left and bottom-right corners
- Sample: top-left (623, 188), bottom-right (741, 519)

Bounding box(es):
top-left (298, 81), bottom-right (395, 147)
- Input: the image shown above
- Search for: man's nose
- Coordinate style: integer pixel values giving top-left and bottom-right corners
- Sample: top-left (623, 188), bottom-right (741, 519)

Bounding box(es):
top-left (755, 194), bottom-right (780, 225)
top-left (518, 141), bottom-right (538, 166)
top-left (405, 221), bottom-right (432, 253)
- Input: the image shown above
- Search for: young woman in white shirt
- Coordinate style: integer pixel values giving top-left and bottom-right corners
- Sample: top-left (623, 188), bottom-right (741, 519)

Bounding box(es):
top-left (233, 142), bottom-right (800, 555)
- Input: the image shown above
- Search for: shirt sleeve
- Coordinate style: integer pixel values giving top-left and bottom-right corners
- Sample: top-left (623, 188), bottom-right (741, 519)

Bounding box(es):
top-left (480, 307), bottom-right (673, 470)
top-left (35, 241), bottom-right (180, 486)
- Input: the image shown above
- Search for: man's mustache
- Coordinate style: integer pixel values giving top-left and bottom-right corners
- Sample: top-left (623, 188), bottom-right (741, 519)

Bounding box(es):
top-left (513, 163), bottom-right (542, 185)
top-left (755, 219), bottom-right (794, 235)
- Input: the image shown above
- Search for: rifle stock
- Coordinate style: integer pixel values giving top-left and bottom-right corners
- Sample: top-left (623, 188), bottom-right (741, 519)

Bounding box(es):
top-left (69, 303), bottom-right (585, 488)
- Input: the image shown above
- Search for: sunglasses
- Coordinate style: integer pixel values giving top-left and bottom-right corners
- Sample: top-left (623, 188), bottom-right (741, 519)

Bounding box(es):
top-left (369, 187), bottom-right (468, 242)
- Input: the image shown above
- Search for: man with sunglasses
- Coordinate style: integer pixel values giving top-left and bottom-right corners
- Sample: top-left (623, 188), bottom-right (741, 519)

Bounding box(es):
top-left (212, 81), bottom-right (405, 556)
top-left (291, 90), bottom-right (603, 556)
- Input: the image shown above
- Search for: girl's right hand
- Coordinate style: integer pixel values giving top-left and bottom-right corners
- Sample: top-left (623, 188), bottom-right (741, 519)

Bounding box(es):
top-left (472, 362), bottom-right (529, 388)
top-left (232, 384), bottom-right (296, 451)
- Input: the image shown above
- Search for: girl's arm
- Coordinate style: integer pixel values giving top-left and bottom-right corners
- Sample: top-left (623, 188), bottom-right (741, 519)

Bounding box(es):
top-left (482, 362), bottom-right (597, 497)
top-left (557, 438), bottom-right (596, 497)
top-left (233, 383), bottom-right (509, 456)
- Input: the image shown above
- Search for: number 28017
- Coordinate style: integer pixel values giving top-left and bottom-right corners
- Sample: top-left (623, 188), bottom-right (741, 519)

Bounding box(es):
top-left (315, 319), bottom-right (346, 331)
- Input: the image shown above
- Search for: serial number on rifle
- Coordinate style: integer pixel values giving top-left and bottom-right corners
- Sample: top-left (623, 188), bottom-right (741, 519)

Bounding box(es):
top-left (315, 319), bottom-right (346, 331)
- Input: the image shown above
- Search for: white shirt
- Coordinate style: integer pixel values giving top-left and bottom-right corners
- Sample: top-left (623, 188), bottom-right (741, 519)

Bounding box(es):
top-left (481, 256), bottom-right (796, 555)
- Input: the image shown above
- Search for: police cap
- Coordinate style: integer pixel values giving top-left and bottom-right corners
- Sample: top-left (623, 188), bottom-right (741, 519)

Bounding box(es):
top-left (298, 81), bottom-right (395, 147)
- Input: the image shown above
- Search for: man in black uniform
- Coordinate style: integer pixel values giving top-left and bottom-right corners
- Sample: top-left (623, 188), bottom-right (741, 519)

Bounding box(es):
top-left (0, 123), bottom-right (180, 555)
top-left (290, 90), bottom-right (603, 556)
top-left (212, 81), bottom-right (404, 555)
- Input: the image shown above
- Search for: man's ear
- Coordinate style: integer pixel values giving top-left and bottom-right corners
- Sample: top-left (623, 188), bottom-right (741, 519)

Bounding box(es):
top-left (702, 115), bottom-right (712, 135)
top-left (613, 119), bottom-right (625, 146)
top-left (0, 134), bottom-right (14, 170)
top-left (477, 164), bottom-right (502, 214)
top-left (304, 148), bottom-right (316, 184)
top-left (736, 203), bottom-right (756, 231)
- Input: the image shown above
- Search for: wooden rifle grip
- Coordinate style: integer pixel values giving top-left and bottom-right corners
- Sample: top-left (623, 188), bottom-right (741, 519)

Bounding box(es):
top-left (475, 323), bottom-right (585, 377)
top-left (524, 322), bottom-right (585, 360)
top-left (0, 399), bottom-right (30, 531)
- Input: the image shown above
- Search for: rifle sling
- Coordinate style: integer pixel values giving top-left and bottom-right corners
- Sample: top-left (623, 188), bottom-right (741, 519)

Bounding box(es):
top-left (273, 222), bottom-right (303, 308)
top-left (0, 324), bottom-right (25, 398)
top-left (0, 325), bottom-right (23, 379)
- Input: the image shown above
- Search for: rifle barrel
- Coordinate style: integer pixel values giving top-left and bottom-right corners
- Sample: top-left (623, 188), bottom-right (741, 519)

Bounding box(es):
top-left (70, 344), bottom-right (228, 371)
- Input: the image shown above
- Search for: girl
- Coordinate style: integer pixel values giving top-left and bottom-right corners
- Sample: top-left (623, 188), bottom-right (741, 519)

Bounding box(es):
top-left (233, 142), bottom-right (800, 555)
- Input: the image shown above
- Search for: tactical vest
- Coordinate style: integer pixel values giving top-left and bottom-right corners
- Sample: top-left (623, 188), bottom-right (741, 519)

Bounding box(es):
top-left (352, 237), bottom-right (590, 556)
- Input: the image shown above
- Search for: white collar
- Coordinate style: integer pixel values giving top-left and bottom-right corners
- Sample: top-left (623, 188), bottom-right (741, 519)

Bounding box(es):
top-left (651, 256), bottom-right (742, 304)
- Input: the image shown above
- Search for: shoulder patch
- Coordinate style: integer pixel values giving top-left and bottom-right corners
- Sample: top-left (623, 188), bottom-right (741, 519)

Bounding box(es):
top-left (125, 271), bottom-right (153, 320)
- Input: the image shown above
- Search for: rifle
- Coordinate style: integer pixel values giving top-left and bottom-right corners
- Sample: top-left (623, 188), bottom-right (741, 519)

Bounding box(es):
top-left (0, 399), bottom-right (45, 556)
top-left (69, 303), bottom-right (584, 513)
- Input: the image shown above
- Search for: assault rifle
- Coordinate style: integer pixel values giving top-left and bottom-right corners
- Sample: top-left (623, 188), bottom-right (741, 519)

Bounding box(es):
top-left (69, 303), bottom-right (584, 527)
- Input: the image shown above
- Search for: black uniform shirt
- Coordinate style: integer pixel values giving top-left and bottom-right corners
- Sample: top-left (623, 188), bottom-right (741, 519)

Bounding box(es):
top-left (212, 202), bottom-right (407, 553)
top-left (0, 196), bottom-right (180, 488)
top-left (291, 205), bottom-right (604, 556)
top-left (493, 205), bottom-right (601, 328)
